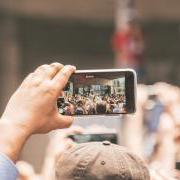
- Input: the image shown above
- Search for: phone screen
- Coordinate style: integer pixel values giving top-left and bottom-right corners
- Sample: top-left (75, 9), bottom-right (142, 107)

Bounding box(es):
top-left (57, 70), bottom-right (136, 116)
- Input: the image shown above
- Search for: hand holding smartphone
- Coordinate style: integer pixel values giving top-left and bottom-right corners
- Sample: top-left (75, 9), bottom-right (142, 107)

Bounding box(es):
top-left (57, 69), bottom-right (137, 116)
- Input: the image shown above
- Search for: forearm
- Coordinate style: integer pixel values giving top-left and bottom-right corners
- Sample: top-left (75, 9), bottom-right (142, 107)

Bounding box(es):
top-left (0, 119), bottom-right (30, 162)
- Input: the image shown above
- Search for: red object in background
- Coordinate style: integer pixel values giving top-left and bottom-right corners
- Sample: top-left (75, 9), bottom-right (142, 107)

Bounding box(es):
top-left (112, 24), bottom-right (144, 69)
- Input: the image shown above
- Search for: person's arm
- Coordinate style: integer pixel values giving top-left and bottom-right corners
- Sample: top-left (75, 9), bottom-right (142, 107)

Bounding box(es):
top-left (0, 62), bottom-right (76, 164)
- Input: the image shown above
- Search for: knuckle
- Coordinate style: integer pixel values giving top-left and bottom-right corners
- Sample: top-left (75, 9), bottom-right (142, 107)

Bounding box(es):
top-left (51, 62), bottom-right (64, 67)
top-left (51, 63), bottom-right (64, 73)
top-left (38, 64), bottom-right (50, 71)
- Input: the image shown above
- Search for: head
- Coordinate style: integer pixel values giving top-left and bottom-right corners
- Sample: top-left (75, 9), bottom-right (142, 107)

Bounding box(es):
top-left (77, 100), bottom-right (83, 107)
top-left (54, 142), bottom-right (150, 180)
top-left (96, 101), bottom-right (107, 114)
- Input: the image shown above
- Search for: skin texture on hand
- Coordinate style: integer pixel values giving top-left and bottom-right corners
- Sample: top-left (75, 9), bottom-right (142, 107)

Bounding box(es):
top-left (0, 63), bottom-right (76, 162)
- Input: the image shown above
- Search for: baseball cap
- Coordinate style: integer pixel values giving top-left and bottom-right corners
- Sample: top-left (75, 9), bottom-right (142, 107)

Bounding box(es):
top-left (55, 141), bottom-right (150, 180)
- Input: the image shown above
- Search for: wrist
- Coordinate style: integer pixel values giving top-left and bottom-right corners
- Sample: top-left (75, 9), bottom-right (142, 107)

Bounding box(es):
top-left (0, 119), bottom-right (31, 162)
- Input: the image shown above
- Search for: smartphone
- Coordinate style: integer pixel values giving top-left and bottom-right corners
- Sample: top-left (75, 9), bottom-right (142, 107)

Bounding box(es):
top-left (57, 69), bottom-right (136, 116)
top-left (68, 133), bottom-right (118, 144)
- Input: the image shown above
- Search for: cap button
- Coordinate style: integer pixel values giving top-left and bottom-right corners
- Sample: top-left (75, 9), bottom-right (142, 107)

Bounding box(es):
top-left (102, 141), bottom-right (111, 146)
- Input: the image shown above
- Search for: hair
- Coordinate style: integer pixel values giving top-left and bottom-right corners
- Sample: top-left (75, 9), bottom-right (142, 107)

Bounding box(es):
top-left (96, 101), bottom-right (107, 114)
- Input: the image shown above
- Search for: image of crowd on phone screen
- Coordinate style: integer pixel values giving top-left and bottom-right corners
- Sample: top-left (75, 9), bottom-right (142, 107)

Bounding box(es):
top-left (57, 76), bottom-right (126, 115)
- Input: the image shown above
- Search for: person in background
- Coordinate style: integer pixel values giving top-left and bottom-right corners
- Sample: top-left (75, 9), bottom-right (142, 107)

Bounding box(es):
top-left (122, 83), bottom-right (180, 179)
top-left (112, 21), bottom-right (145, 78)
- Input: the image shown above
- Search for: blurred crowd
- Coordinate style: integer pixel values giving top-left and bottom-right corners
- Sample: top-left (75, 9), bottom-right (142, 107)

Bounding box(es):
top-left (17, 82), bottom-right (180, 180)
top-left (123, 82), bottom-right (180, 179)
top-left (57, 93), bottom-right (126, 115)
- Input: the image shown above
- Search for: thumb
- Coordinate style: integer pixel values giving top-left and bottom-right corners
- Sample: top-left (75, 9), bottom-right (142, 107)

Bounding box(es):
top-left (55, 114), bottom-right (74, 129)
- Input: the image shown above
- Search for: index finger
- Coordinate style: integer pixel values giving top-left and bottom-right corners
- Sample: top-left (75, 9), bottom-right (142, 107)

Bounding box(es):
top-left (52, 65), bottom-right (76, 91)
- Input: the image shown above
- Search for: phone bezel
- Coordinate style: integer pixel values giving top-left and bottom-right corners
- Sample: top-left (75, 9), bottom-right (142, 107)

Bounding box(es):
top-left (63, 69), bottom-right (137, 116)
